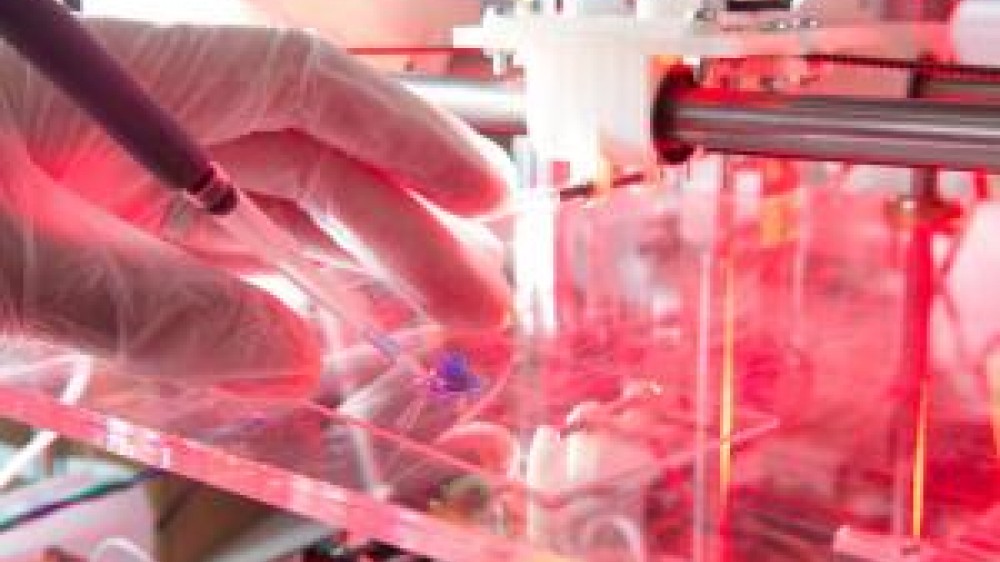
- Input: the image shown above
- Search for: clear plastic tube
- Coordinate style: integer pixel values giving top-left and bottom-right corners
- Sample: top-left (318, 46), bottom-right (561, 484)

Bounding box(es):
top-left (216, 192), bottom-right (430, 380)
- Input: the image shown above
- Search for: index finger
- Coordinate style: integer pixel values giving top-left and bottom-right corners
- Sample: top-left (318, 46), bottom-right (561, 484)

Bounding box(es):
top-left (83, 20), bottom-right (510, 215)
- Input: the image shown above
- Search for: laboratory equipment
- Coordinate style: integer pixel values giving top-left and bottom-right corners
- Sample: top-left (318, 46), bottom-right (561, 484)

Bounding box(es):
top-left (5, 1), bottom-right (1000, 562)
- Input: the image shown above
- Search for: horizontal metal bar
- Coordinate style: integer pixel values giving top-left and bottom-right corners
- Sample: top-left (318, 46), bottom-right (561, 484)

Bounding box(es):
top-left (664, 86), bottom-right (1000, 171)
top-left (396, 73), bottom-right (1000, 172)
top-left (396, 74), bottom-right (527, 136)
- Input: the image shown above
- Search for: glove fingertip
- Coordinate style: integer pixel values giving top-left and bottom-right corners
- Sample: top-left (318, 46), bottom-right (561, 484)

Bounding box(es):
top-left (419, 260), bottom-right (512, 332)
top-left (407, 132), bottom-right (516, 217)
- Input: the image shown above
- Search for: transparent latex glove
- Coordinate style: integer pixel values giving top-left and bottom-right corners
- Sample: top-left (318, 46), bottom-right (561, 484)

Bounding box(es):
top-left (0, 20), bottom-right (511, 397)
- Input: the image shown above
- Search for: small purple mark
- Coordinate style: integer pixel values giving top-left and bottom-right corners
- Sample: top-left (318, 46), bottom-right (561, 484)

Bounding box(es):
top-left (429, 350), bottom-right (483, 397)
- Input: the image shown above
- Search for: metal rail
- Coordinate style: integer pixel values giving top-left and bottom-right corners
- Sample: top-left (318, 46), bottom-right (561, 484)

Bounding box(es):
top-left (397, 71), bottom-right (1000, 171)
top-left (660, 85), bottom-right (1000, 170)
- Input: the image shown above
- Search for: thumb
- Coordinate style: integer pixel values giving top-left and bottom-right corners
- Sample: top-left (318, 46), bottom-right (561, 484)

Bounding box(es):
top-left (0, 164), bottom-right (320, 399)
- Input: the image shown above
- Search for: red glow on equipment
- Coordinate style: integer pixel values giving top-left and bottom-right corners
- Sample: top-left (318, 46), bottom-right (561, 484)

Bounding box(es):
top-left (720, 259), bottom-right (736, 504)
top-left (912, 379), bottom-right (929, 538)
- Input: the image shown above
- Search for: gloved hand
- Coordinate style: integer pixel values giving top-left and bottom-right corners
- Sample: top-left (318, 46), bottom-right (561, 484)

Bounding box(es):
top-left (0, 19), bottom-right (512, 397)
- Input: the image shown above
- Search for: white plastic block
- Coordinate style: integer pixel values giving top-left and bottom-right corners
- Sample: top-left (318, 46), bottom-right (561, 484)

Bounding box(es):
top-left (951, 0), bottom-right (1000, 66)
top-left (521, 35), bottom-right (656, 179)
